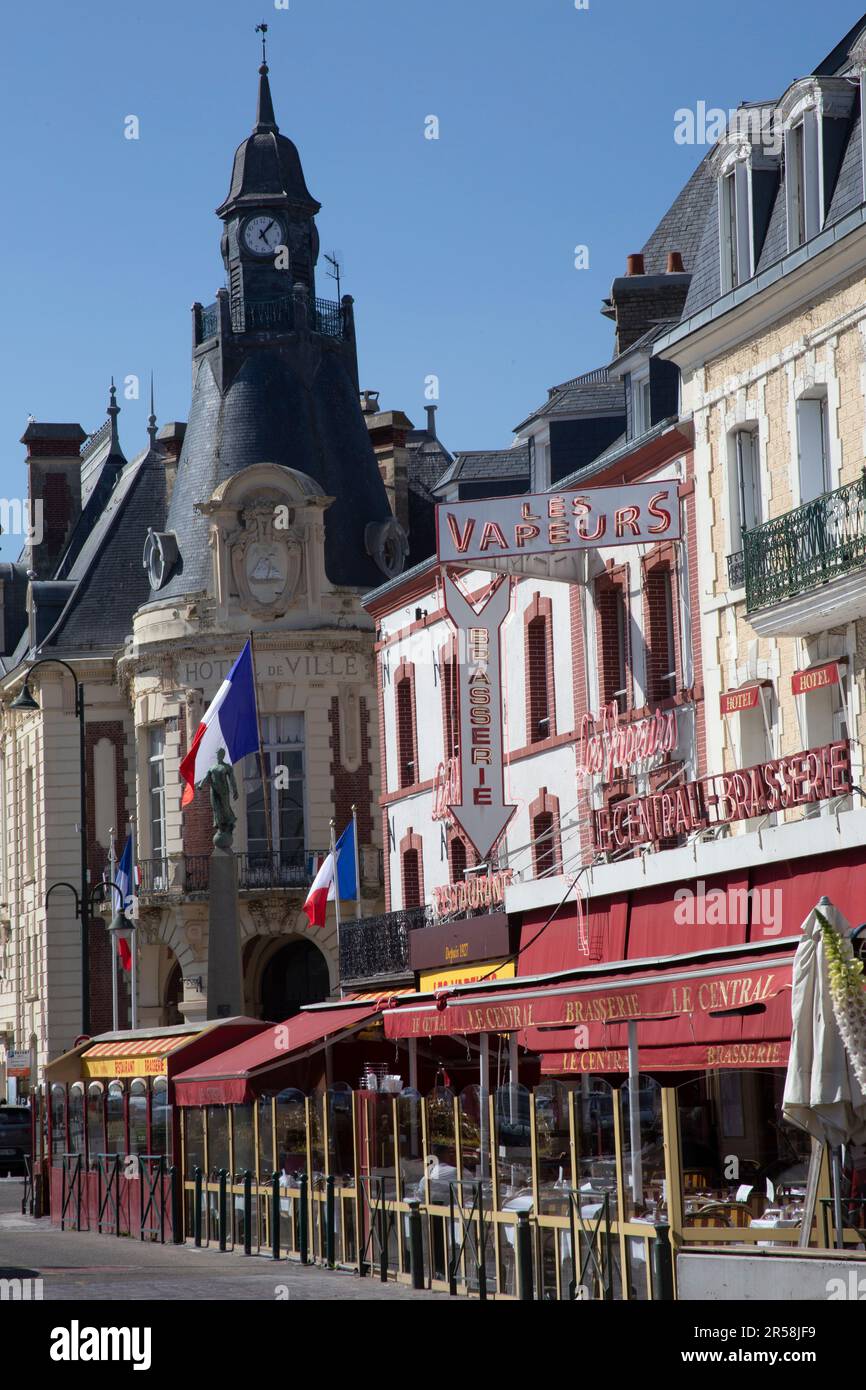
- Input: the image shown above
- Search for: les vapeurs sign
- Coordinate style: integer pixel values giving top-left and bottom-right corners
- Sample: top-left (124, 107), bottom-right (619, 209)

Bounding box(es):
top-left (441, 573), bottom-right (516, 861)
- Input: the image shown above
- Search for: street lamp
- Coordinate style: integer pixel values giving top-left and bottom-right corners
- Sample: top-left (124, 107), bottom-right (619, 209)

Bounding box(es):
top-left (10, 659), bottom-right (90, 1035)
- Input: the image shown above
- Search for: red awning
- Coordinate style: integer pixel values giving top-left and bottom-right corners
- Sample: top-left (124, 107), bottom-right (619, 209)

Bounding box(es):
top-left (174, 1004), bottom-right (378, 1106)
top-left (382, 951), bottom-right (795, 1060)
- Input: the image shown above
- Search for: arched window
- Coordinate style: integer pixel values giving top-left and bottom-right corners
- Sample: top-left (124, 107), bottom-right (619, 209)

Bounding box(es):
top-left (525, 596), bottom-right (555, 744)
top-left (106, 1081), bottom-right (126, 1156)
top-left (643, 564), bottom-right (677, 703)
top-left (403, 849), bottom-right (422, 908)
top-left (530, 789), bottom-right (562, 880)
top-left (128, 1079), bottom-right (148, 1157)
top-left (151, 1077), bottom-right (169, 1158)
top-left (50, 1084), bottom-right (67, 1162)
top-left (69, 1083), bottom-right (86, 1158)
top-left (396, 675), bottom-right (417, 788)
top-left (449, 836), bottom-right (467, 883)
top-left (87, 1083), bottom-right (105, 1168)
top-left (441, 646), bottom-right (459, 761)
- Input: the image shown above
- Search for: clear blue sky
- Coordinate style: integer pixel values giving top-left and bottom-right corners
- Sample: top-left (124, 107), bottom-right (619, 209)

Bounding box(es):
top-left (1, 0), bottom-right (864, 557)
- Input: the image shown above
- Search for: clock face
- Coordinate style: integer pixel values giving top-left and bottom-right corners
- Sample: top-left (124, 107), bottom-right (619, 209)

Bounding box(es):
top-left (243, 214), bottom-right (285, 256)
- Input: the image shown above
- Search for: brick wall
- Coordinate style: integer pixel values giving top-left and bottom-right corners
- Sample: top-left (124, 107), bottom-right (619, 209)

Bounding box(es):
top-left (328, 695), bottom-right (373, 844)
top-left (524, 593), bottom-right (556, 743)
top-left (595, 567), bottom-right (631, 711)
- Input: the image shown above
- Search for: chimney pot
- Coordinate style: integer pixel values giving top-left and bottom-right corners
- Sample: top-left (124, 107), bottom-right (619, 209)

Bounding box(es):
top-left (666, 251), bottom-right (685, 274)
top-left (626, 253), bottom-right (646, 276)
top-left (425, 404), bottom-right (438, 437)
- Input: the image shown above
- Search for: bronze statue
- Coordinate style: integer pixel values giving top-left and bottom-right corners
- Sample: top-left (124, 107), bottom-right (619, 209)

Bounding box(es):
top-left (197, 747), bottom-right (239, 849)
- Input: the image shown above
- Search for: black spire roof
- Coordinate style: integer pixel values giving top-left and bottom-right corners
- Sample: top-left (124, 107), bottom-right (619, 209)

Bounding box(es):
top-left (217, 62), bottom-right (320, 215)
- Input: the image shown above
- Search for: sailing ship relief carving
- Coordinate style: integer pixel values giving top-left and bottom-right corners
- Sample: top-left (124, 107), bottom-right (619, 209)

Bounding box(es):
top-left (229, 500), bottom-right (304, 617)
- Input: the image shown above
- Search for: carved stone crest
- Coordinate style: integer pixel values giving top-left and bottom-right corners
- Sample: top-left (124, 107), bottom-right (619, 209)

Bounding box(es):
top-left (229, 499), bottom-right (304, 618)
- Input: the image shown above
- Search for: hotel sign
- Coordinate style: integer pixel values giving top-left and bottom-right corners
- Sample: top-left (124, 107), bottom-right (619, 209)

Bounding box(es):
top-left (720, 685), bottom-right (762, 715)
top-left (436, 481), bottom-right (681, 564)
top-left (593, 740), bottom-right (852, 853)
top-left (792, 662), bottom-right (840, 696)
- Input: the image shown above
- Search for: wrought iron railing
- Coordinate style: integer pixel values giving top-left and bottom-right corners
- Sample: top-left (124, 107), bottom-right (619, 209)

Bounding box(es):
top-left (200, 302), bottom-right (219, 340)
top-left (313, 296), bottom-right (344, 337)
top-left (235, 294), bottom-right (344, 338)
top-left (236, 851), bottom-right (309, 890)
top-left (744, 470), bottom-right (866, 611)
top-left (339, 905), bottom-right (433, 985)
top-left (184, 855), bottom-right (210, 893)
top-left (139, 858), bottom-right (172, 894)
top-left (726, 550), bottom-right (745, 589)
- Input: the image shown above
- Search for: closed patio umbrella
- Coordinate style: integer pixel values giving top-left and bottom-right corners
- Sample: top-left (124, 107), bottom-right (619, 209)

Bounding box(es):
top-left (783, 897), bottom-right (866, 1245)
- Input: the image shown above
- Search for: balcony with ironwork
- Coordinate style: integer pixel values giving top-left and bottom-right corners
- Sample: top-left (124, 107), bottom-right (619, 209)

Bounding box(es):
top-left (726, 550), bottom-right (745, 590)
top-left (339, 905), bottom-right (433, 988)
top-left (195, 294), bottom-right (348, 345)
top-left (138, 851), bottom-right (323, 899)
top-left (743, 470), bottom-right (866, 636)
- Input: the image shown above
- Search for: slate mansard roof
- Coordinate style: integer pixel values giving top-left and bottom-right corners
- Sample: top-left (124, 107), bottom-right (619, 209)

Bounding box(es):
top-left (663, 16), bottom-right (866, 327)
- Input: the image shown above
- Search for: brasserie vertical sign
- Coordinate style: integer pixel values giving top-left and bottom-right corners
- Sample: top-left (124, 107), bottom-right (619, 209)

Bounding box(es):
top-left (441, 574), bottom-right (516, 861)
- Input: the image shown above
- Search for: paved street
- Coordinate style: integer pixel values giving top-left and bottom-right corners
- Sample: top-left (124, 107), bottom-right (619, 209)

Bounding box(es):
top-left (0, 1179), bottom-right (447, 1302)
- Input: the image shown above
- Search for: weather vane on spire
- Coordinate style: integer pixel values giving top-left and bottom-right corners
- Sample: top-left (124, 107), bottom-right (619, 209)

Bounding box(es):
top-left (255, 21), bottom-right (268, 66)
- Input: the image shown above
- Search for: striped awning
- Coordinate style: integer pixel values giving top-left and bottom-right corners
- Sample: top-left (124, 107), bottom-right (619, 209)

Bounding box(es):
top-left (83, 1037), bottom-right (190, 1059)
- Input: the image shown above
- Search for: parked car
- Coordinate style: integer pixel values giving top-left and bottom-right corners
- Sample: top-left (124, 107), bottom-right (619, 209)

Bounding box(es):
top-left (0, 1104), bottom-right (32, 1175)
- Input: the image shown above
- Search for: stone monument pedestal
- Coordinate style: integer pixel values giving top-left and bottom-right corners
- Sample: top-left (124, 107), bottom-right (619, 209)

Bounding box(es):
top-left (207, 847), bottom-right (243, 1019)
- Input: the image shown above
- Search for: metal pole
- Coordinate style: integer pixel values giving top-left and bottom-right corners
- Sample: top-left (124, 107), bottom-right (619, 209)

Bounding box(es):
top-left (108, 830), bottom-right (118, 1032)
top-left (627, 1019), bottom-right (642, 1211)
top-left (218, 1169), bottom-right (227, 1251)
top-left (193, 1167), bottom-right (202, 1246)
top-left (325, 1173), bottom-right (335, 1267)
top-left (77, 683), bottom-right (90, 1035)
top-left (832, 1146), bottom-right (845, 1250)
top-left (330, 819), bottom-right (342, 933)
top-left (351, 803), bottom-right (362, 920)
top-left (248, 632), bottom-right (274, 862)
top-left (508, 1031), bottom-right (519, 1123)
top-left (408, 1198), bottom-right (424, 1289)
top-left (129, 816), bottom-right (138, 1030)
top-left (271, 1170), bottom-right (281, 1260)
top-left (479, 1034), bottom-right (490, 1181)
top-left (516, 1210), bottom-right (533, 1301)
top-left (652, 1222), bottom-right (674, 1300)
top-left (299, 1173), bottom-right (309, 1264)
top-left (243, 1171), bottom-right (252, 1255)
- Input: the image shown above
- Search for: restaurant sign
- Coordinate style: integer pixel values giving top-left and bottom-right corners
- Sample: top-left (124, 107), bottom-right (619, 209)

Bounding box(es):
top-left (578, 701), bottom-right (678, 782)
top-left (540, 1040), bottom-right (789, 1075)
top-left (593, 739), bottom-right (851, 853)
top-left (82, 1054), bottom-right (169, 1079)
top-left (441, 574), bottom-right (516, 860)
top-left (431, 871), bottom-right (514, 919)
top-left (383, 962), bottom-right (791, 1039)
top-left (420, 960), bottom-right (516, 992)
top-left (436, 481), bottom-right (681, 564)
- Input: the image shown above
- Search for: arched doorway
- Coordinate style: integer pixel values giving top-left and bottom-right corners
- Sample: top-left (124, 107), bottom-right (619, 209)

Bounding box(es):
top-left (259, 938), bottom-right (330, 1021)
top-left (164, 959), bottom-right (183, 1026)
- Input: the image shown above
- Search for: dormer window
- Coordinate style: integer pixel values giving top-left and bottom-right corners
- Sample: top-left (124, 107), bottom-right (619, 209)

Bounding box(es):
top-left (631, 372), bottom-right (652, 437)
top-left (777, 78), bottom-right (856, 253)
top-left (785, 114), bottom-right (819, 250)
top-left (720, 164), bottom-right (751, 291)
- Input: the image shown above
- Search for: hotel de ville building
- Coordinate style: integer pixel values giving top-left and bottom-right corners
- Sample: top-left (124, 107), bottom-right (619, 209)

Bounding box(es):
top-left (0, 58), bottom-right (419, 1081)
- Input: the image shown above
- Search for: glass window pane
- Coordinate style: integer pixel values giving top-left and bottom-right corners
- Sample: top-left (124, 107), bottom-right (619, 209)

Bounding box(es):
top-left (106, 1082), bottom-right (125, 1156)
top-left (151, 1078), bottom-right (169, 1158)
top-left (128, 1080), bottom-right (148, 1157)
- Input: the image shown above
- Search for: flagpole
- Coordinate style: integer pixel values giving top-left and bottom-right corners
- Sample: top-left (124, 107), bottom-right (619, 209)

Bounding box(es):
top-left (248, 630), bottom-right (275, 866)
top-left (351, 803), bottom-right (362, 921)
top-left (129, 814), bottom-right (138, 1030)
top-left (330, 818), bottom-right (342, 934)
top-left (108, 828), bottom-right (118, 1032)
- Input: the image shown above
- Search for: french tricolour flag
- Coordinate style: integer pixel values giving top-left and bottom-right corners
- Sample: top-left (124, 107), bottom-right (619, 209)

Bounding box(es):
top-left (303, 822), bottom-right (357, 928)
top-left (180, 641), bottom-right (259, 806)
top-left (114, 835), bottom-right (139, 973)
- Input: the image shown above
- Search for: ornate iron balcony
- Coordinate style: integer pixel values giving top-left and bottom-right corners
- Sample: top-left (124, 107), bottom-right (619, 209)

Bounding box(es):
top-left (726, 550), bottom-right (745, 589)
top-left (743, 471), bottom-right (866, 612)
top-left (339, 905), bottom-right (433, 986)
top-left (139, 851), bottom-right (324, 896)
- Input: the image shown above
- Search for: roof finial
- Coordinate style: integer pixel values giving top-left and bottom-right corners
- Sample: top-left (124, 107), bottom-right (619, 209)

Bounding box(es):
top-left (107, 376), bottom-right (122, 455)
top-left (147, 372), bottom-right (158, 450)
top-left (253, 22), bottom-right (277, 131)
top-left (255, 20), bottom-right (268, 67)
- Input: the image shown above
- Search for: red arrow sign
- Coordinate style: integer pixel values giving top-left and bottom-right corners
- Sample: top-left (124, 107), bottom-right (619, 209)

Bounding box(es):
top-left (441, 573), bottom-right (516, 862)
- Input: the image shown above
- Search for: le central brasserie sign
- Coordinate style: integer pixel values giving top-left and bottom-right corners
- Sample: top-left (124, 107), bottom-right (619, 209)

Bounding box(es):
top-left (593, 739), bottom-right (851, 853)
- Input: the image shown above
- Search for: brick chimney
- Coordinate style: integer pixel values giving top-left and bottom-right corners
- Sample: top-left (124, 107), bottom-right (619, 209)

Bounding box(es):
top-left (602, 252), bottom-right (691, 355)
top-left (360, 393), bottom-right (413, 534)
top-left (20, 423), bottom-right (86, 579)
top-left (155, 422), bottom-right (186, 506)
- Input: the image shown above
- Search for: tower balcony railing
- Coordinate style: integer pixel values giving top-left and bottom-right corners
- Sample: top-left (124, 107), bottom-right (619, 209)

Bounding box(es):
top-left (196, 293), bottom-right (348, 345)
top-left (339, 905), bottom-right (433, 987)
top-left (743, 470), bottom-right (866, 613)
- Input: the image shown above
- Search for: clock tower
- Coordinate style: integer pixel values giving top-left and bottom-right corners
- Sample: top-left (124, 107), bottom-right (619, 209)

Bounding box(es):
top-left (216, 59), bottom-right (322, 330)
